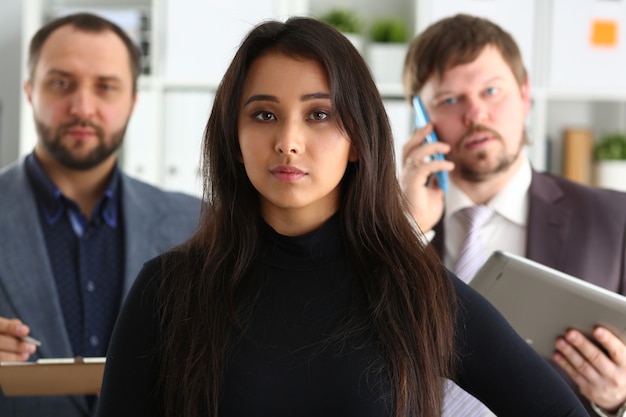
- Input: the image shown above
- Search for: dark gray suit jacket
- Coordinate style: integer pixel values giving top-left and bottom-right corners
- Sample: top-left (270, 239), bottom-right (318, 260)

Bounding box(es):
top-left (434, 170), bottom-right (626, 292)
top-left (526, 170), bottom-right (626, 294)
top-left (433, 169), bottom-right (626, 414)
top-left (0, 158), bottom-right (202, 417)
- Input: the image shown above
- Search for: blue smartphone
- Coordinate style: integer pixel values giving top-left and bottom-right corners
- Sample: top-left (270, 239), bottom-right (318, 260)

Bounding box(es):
top-left (412, 95), bottom-right (448, 193)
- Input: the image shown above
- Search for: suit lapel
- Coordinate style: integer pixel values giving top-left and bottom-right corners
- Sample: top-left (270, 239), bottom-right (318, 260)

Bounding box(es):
top-left (119, 175), bottom-right (162, 298)
top-left (0, 163), bottom-right (74, 359)
top-left (526, 171), bottom-right (572, 269)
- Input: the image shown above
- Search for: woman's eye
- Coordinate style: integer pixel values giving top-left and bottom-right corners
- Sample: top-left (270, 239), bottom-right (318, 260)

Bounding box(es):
top-left (308, 111), bottom-right (329, 121)
top-left (254, 111), bottom-right (275, 121)
top-left (442, 97), bottom-right (457, 106)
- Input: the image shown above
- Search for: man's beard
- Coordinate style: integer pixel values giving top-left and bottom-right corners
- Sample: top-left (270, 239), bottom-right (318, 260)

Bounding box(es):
top-left (455, 124), bottom-right (527, 183)
top-left (34, 117), bottom-right (127, 170)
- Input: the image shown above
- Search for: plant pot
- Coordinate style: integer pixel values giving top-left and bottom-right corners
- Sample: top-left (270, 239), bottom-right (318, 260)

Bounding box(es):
top-left (366, 43), bottom-right (408, 85)
top-left (594, 161), bottom-right (626, 192)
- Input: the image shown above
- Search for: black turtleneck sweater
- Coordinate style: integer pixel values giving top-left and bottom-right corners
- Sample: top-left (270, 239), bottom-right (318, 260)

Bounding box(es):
top-left (96, 215), bottom-right (586, 417)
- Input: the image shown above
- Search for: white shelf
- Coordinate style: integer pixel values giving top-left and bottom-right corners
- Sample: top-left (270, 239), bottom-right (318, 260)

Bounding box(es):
top-left (546, 90), bottom-right (626, 102)
top-left (161, 80), bottom-right (221, 92)
top-left (19, 0), bottom-right (626, 188)
top-left (138, 77), bottom-right (220, 92)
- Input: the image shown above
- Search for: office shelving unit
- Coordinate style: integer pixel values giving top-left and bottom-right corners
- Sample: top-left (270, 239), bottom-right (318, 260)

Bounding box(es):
top-left (19, 0), bottom-right (626, 193)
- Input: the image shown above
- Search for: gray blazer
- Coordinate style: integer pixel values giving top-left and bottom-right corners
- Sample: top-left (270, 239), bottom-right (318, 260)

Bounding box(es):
top-left (0, 158), bottom-right (202, 417)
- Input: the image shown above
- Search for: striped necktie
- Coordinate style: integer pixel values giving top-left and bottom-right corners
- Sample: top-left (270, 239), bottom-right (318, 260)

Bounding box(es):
top-left (455, 205), bottom-right (495, 282)
top-left (442, 205), bottom-right (496, 417)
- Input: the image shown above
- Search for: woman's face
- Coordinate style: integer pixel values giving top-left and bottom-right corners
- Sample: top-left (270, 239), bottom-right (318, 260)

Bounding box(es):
top-left (238, 51), bottom-right (357, 236)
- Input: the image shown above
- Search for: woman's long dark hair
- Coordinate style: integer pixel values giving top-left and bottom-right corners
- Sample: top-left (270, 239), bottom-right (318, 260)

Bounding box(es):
top-left (155, 16), bottom-right (457, 417)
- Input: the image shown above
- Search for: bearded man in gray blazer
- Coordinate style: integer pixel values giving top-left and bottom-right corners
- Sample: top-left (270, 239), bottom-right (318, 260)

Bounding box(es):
top-left (0, 13), bottom-right (200, 416)
top-left (401, 14), bottom-right (626, 417)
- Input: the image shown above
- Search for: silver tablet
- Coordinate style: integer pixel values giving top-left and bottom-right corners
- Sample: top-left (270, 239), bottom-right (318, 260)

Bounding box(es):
top-left (469, 251), bottom-right (626, 358)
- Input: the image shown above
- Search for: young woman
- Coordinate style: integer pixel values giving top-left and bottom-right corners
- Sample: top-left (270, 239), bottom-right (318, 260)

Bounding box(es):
top-left (95, 17), bottom-right (586, 417)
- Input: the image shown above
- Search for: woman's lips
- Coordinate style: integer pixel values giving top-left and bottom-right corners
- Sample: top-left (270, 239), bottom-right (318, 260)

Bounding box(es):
top-left (271, 166), bottom-right (306, 181)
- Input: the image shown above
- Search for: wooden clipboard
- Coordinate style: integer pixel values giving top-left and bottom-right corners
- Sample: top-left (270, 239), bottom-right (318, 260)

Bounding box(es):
top-left (0, 357), bottom-right (105, 396)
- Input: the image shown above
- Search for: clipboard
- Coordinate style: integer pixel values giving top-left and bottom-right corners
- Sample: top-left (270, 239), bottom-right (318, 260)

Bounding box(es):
top-left (0, 357), bottom-right (105, 396)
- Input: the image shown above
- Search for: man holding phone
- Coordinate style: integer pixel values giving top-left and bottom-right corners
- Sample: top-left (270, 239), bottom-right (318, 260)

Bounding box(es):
top-left (401, 13), bottom-right (626, 417)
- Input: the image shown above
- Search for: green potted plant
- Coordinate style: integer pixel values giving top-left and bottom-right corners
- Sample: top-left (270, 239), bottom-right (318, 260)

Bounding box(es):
top-left (370, 18), bottom-right (408, 44)
top-left (594, 132), bottom-right (626, 191)
top-left (318, 8), bottom-right (364, 53)
top-left (366, 18), bottom-right (410, 85)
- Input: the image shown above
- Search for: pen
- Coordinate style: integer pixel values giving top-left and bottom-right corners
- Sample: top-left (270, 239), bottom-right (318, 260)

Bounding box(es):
top-left (20, 335), bottom-right (42, 347)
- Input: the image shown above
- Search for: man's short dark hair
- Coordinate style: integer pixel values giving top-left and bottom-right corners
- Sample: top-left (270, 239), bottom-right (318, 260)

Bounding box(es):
top-left (28, 12), bottom-right (142, 92)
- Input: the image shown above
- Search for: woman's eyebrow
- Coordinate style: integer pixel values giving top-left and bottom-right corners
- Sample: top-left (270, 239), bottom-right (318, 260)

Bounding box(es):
top-left (243, 92), bottom-right (330, 107)
top-left (243, 94), bottom-right (279, 107)
top-left (301, 92), bottom-right (331, 101)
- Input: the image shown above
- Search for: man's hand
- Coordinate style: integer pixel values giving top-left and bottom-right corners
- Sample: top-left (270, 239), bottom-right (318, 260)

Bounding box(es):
top-left (0, 317), bottom-right (37, 362)
top-left (554, 327), bottom-right (626, 412)
top-left (400, 123), bottom-right (454, 232)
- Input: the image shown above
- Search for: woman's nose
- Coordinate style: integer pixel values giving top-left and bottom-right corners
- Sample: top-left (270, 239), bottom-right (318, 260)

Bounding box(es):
top-left (274, 120), bottom-right (304, 154)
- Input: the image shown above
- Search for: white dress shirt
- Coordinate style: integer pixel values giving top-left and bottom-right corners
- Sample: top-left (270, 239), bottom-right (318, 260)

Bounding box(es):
top-left (443, 156), bottom-right (532, 273)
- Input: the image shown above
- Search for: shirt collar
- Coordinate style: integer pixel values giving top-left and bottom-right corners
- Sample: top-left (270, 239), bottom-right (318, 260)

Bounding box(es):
top-left (25, 152), bottom-right (121, 228)
top-left (444, 154), bottom-right (531, 227)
